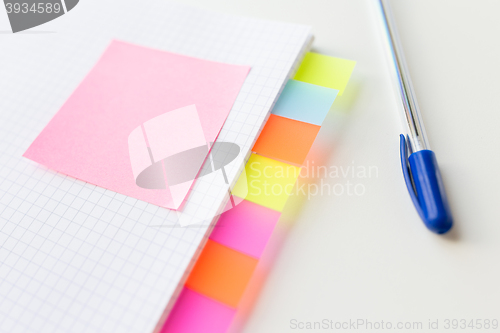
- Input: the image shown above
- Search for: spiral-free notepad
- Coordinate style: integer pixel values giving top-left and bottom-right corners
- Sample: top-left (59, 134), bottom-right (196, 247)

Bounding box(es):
top-left (0, 1), bottom-right (312, 332)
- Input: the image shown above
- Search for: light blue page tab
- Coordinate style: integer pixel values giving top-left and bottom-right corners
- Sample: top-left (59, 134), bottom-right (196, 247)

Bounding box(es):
top-left (272, 79), bottom-right (339, 126)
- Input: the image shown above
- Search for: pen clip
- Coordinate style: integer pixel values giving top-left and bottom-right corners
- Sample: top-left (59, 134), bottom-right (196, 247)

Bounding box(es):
top-left (399, 134), bottom-right (425, 220)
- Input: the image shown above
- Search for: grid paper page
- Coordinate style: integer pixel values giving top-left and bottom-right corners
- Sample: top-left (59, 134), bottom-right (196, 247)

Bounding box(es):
top-left (0, 1), bottom-right (311, 332)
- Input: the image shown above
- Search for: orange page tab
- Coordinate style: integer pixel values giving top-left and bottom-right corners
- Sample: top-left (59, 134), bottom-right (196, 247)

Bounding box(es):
top-left (252, 114), bottom-right (320, 165)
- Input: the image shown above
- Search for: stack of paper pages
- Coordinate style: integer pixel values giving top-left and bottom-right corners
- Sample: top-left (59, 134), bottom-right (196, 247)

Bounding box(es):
top-left (0, 1), bottom-right (312, 332)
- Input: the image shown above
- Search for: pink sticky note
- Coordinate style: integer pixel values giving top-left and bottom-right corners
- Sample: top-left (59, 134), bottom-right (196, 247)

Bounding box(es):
top-left (128, 105), bottom-right (208, 208)
top-left (209, 200), bottom-right (281, 258)
top-left (23, 40), bottom-right (250, 209)
top-left (161, 288), bottom-right (235, 333)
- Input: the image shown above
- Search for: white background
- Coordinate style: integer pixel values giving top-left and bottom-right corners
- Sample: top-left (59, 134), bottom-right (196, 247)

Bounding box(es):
top-left (176, 0), bottom-right (500, 332)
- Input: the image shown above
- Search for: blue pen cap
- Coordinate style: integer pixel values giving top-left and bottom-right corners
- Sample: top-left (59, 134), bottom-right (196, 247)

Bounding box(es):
top-left (400, 135), bottom-right (453, 234)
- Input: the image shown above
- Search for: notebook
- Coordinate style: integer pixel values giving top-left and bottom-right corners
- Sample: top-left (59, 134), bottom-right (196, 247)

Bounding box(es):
top-left (0, 1), bottom-right (312, 332)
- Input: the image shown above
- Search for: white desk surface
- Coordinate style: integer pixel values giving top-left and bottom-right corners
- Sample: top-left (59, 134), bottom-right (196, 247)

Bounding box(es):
top-left (176, 0), bottom-right (500, 332)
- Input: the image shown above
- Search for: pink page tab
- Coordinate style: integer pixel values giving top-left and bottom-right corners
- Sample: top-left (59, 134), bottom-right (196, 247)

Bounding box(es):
top-left (24, 40), bottom-right (250, 210)
top-left (210, 200), bottom-right (281, 259)
top-left (161, 288), bottom-right (235, 333)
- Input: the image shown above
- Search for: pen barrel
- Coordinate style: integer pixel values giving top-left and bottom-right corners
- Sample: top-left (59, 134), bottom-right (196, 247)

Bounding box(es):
top-left (408, 150), bottom-right (453, 234)
top-left (378, 0), bottom-right (430, 152)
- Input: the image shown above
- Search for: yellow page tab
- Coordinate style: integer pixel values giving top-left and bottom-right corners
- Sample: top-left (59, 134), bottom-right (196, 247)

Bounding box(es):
top-left (232, 154), bottom-right (301, 212)
top-left (294, 52), bottom-right (356, 95)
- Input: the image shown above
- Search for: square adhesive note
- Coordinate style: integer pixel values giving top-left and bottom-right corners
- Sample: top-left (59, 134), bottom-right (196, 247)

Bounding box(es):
top-left (23, 40), bottom-right (250, 209)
